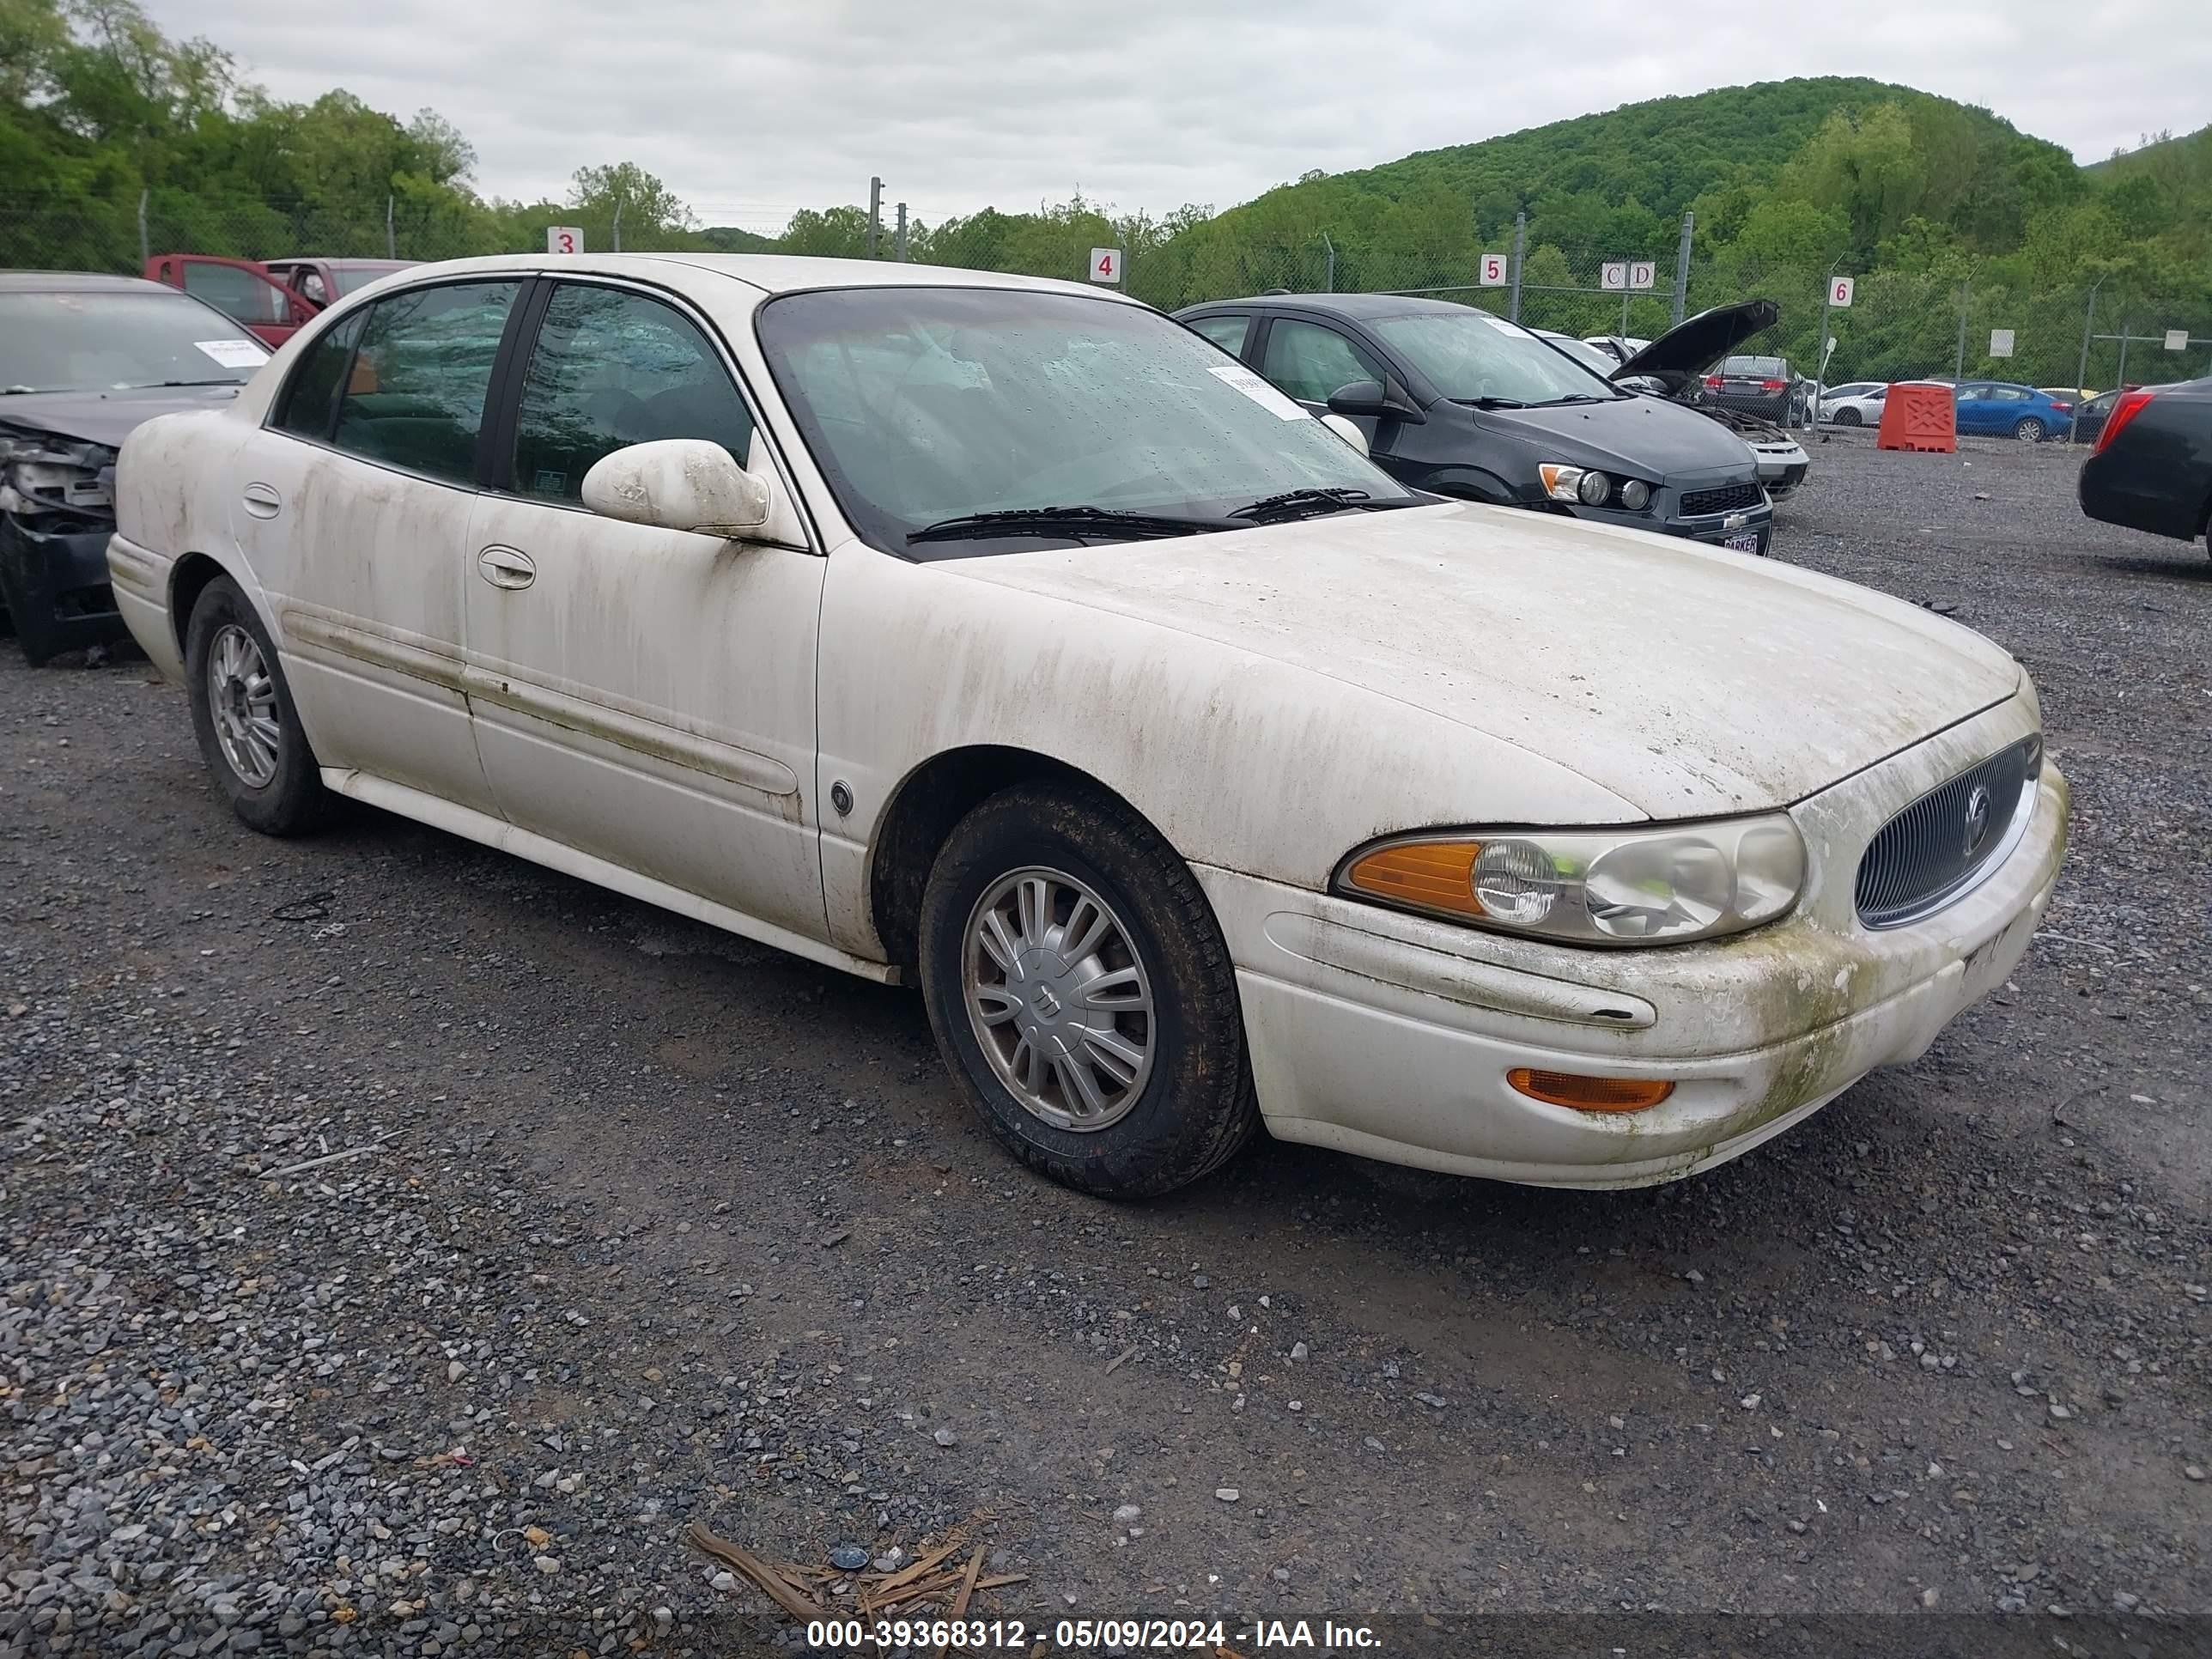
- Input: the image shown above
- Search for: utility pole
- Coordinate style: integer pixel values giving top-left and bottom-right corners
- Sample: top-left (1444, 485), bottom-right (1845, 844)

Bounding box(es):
top-left (611, 199), bottom-right (623, 253)
top-left (1671, 211), bottom-right (1693, 327)
top-left (2070, 274), bottom-right (2107, 446)
top-left (895, 203), bottom-right (908, 262)
top-left (386, 194), bottom-right (396, 259)
top-left (1322, 231), bottom-right (1335, 294)
top-left (1953, 283), bottom-right (1971, 381)
top-left (137, 189), bottom-right (149, 265)
top-left (866, 176), bottom-right (882, 258)
top-left (1508, 210), bottom-right (1526, 325)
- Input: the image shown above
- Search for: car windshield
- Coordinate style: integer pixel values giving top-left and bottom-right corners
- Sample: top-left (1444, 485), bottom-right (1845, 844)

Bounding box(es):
top-left (0, 289), bottom-right (269, 394)
top-left (1541, 335), bottom-right (1621, 376)
top-left (756, 285), bottom-right (1422, 556)
top-left (1723, 356), bottom-right (1787, 378)
top-left (1365, 310), bottom-right (1621, 406)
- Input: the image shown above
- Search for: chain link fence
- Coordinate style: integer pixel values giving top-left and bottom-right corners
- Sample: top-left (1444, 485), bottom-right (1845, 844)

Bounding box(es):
top-left (11, 191), bottom-right (2210, 399)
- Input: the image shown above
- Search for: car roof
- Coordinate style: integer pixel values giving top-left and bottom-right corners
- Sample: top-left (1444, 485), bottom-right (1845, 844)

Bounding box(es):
top-left (352, 252), bottom-right (1139, 303)
top-left (0, 270), bottom-right (178, 295)
top-left (1175, 292), bottom-right (1478, 320)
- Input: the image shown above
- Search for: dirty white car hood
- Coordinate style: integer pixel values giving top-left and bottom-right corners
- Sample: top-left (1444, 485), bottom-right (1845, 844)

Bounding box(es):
top-left (941, 501), bottom-right (2021, 817)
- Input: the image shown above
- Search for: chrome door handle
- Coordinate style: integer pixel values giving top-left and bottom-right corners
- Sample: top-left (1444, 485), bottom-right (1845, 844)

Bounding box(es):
top-left (241, 482), bottom-right (282, 520)
top-left (477, 545), bottom-right (536, 590)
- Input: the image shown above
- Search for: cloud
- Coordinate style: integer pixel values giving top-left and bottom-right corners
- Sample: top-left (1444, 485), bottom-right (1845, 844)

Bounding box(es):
top-left (159, 0), bottom-right (2209, 228)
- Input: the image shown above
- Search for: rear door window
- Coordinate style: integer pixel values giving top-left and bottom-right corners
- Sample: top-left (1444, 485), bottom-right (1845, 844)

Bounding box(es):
top-left (331, 282), bottom-right (520, 484)
top-left (273, 313), bottom-right (365, 439)
top-left (508, 283), bottom-right (756, 503)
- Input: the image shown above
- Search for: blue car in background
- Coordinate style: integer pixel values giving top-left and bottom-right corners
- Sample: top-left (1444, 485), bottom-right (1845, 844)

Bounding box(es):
top-left (1953, 380), bottom-right (2075, 442)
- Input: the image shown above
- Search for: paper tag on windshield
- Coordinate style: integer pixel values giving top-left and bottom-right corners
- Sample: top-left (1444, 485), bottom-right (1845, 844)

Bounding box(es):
top-left (195, 338), bottom-right (270, 369)
top-left (1207, 364), bottom-right (1310, 421)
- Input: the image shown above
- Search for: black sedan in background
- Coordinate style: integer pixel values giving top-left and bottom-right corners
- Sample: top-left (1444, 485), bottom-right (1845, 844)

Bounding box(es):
top-left (2077, 376), bottom-right (2212, 559)
top-left (1175, 294), bottom-right (1774, 554)
top-left (2, 271), bottom-right (270, 663)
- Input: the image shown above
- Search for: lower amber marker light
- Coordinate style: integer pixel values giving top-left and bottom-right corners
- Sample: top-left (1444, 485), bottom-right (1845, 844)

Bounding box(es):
top-left (1508, 1068), bottom-right (1674, 1113)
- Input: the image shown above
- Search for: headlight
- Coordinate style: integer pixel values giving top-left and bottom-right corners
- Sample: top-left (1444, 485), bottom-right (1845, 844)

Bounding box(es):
top-left (1337, 816), bottom-right (1808, 945)
top-left (1536, 463), bottom-right (1654, 512)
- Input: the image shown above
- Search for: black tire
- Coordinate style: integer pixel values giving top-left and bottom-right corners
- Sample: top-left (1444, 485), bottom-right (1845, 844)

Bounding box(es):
top-left (917, 782), bottom-right (1258, 1199)
top-left (1835, 407), bottom-right (1861, 427)
top-left (184, 575), bottom-right (331, 836)
top-left (0, 562), bottom-right (58, 666)
top-left (2013, 416), bottom-right (2045, 443)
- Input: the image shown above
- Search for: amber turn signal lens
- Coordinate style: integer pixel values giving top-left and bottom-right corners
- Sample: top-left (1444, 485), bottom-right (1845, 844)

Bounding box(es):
top-left (1344, 841), bottom-right (1486, 917)
top-left (1507, 1068), bottom-right (1674, 1114)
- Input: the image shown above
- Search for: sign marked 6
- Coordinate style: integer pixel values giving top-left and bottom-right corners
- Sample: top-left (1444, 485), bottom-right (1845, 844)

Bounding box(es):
top-left (1830, 276), bottom-right (1856, 307)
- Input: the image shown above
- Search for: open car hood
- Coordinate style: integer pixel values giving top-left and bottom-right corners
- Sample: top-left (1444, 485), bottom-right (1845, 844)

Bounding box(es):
top-left (1611, 300), bottom-right (1779, 390)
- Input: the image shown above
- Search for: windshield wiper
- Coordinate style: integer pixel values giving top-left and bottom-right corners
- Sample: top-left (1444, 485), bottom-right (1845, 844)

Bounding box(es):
top-left (1457, 396), bottom-right (1528, 410)
top-left (1534, 392), bottom-right (1619, 406)
top-left (1229, 487), bottom-right (1376, 524)
top-left (907, 505), bottom-right (1228, 545)
top-left (138, 379), bottom-right (247, 389)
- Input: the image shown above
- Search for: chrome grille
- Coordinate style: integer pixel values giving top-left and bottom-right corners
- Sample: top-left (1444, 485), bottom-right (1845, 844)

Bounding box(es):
top-left (1855, 738), bottom-right (2039, 929)
top-left (1680, 480), bottom-right (1765, 518)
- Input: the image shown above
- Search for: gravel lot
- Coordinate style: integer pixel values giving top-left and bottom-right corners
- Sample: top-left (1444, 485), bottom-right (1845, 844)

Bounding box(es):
top-left (4, 439), bottom-right (2208, 1656)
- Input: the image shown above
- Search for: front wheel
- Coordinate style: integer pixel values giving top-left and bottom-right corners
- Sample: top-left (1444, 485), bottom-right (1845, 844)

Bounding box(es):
top-left (2013, 416), bottom-right (2045, 443)
top-left (917, 782), bottom-right (1258, 1198)
top-left (185, 576), bottom-right (331, 835)
top-left (1834, 407), bottom-right (1861, 427)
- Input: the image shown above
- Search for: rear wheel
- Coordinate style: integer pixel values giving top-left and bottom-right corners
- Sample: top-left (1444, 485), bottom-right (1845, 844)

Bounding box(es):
top-left (185, 576), bottom-right (331, 835)
top-left (917, 782), bottom-right (1258, 1198)
top-left (2013, 416), bottom-right (2045, 443)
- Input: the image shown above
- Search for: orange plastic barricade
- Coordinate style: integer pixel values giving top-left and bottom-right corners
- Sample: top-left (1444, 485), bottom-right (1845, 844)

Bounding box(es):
top-left (1876, 381), bottom-right (1956, 453)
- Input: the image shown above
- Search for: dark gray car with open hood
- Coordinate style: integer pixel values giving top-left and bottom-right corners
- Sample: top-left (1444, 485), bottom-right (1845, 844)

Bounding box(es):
top-left (1174, 292), bottom-right (1773, 554)
top-left (2, 271), bottom-right (269, 663)
top-left (1608, 299), bottom-right (1810, 501)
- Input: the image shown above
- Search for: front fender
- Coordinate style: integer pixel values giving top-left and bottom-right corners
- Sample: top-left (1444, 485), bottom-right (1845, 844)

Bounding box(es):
top-left (812, 538), bottom-right (1638, 957)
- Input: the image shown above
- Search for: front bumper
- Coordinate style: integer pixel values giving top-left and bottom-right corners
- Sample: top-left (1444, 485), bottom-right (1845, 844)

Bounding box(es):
top-left (1559, 495), bottom-right (1774, 553)
top-left (1199, 700), bottom-right (2067, 1188)
top-left (0, 514), bottom-right (127, 663)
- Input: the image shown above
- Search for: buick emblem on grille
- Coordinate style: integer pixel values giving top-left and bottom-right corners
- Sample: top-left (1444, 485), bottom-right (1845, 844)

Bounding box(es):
top-left (1963, 784), bottom-right (1994, 858)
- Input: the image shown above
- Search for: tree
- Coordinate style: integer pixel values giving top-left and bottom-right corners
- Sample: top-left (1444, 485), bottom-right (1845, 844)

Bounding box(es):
top-left (568, 161), bottom-right (693, 247)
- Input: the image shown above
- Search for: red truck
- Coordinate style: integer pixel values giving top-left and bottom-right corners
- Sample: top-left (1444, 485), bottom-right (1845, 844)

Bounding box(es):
top-left (142, 254), bottom-right (416, 347)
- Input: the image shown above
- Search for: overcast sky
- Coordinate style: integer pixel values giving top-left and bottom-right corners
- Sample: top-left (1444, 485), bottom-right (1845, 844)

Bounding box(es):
top-left (154, 0), bottom-right (2206, 230)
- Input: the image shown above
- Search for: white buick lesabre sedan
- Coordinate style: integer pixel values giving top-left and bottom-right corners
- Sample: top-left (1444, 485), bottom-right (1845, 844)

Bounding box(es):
top-left (107, 255), bottom-right (2067, 1199)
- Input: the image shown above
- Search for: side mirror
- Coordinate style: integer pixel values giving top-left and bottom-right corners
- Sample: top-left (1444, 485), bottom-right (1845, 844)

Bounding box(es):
top-left (1326, 379), bottom-right (1389, 417)
top-left (1327, 378), bottom-right (1425, 422)
top-left (580, 439), bottom-right (770, 535)
top-left (1318, 413), bottom-right (1369, 456)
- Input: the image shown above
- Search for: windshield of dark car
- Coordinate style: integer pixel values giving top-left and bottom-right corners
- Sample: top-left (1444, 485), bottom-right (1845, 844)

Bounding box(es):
top-left (0, 290), bottom-right (269, 394)
top-left (1366, 310), bottom-right (1621, 405)
top-left (756, 286), bottom-right (1421, 556)
top-left (1541, 334), bottom-right (1621, 377)
top-left (1722, 356), bottom-right (1787, 378)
